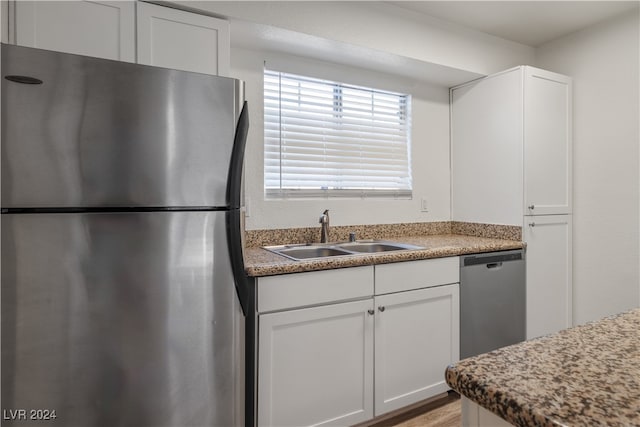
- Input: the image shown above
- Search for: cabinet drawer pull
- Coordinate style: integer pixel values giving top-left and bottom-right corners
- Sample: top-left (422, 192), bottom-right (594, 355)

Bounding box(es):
top-left (528, 205), bottom-right (535, 210)
top-left (367, 309), bottom-right (375, 316)
top-left (378, 306), bottom-right (386, 312)
top-left (529, 221), bottom-right (566, 227)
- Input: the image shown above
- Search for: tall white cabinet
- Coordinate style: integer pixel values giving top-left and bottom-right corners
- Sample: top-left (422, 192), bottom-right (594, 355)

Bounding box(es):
top-left (451, 66), bottom-right (572, 339)
top-left (7, 1), bottom-right (229, 76)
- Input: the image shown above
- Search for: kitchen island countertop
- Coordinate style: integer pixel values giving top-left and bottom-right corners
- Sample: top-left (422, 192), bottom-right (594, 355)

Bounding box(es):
top-left (446, 308), bottom-right (640, 427)
top-left (243, 234), bottom-right (524, 277)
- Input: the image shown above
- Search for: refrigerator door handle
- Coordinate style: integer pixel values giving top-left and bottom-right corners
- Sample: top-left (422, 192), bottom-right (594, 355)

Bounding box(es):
top-left (225, 100), bottom-right (251, 314)
top-left (227, 101), bottom-right (249, 209)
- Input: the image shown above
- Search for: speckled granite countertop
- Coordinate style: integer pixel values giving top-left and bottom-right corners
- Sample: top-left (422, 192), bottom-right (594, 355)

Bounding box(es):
top-left (244, 234), bottom-right (524, 277)
top-left (446, 308), bottom-right (640, 427)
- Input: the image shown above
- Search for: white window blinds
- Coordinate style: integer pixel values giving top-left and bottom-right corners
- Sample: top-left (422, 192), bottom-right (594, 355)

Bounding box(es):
top-left (264, 69), bottom-right (412, 198)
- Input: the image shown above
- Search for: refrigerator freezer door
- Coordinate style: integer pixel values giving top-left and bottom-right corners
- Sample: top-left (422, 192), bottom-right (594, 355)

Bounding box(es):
top-left (1, 43), bottom-right (243, 208)
top-left (1, 211), bottom-right (243, 427)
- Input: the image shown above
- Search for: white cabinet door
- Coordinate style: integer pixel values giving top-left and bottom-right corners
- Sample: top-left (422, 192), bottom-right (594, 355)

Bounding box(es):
top-left (451, 68), bottom-right (524, 226)
top-left (524, 215), bottom-right (572, 339)
top-left (258, 299), bottom-right (374, 427)
top-left (136, 2), bottom-right (229, 76)
top-left (452, 66), bottom-right (572, 221)
top-left (524, 67), bottom-right (572, 215)
top-left (374, 284), bottom-right (459, 415)
top-left (14, 1), bottom-right (135, 61)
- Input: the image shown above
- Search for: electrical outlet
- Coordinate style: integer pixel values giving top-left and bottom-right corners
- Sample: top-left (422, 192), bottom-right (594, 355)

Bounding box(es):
top-left (420, 198), bottom-right (429, 212)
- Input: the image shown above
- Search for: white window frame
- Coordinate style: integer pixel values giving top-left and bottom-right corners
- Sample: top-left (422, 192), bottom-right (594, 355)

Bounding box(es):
top-left (264, 69), bottom-right (413, 199)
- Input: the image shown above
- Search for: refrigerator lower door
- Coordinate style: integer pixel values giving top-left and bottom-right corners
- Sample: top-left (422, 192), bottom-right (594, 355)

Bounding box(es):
top-left (1, 211), bottom-right (244, 427)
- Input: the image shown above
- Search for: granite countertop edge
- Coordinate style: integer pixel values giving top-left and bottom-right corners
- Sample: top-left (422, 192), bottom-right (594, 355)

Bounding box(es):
top-left (445, 363), bottom-right (563, 427)
top-left (444, 308), bottom-right (640, 427)
top-left (244, 234), bottom-right (524, 277)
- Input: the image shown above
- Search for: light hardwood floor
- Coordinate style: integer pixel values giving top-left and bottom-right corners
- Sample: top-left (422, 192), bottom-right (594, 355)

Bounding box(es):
top-left (392, 399), bottom-right (461, 427)
top-left (361, 391), bottom-right (461, 427)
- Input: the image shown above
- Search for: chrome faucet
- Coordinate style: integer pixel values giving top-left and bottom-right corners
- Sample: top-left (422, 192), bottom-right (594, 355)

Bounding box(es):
top-left (319, 209), bottom-right (330, 243)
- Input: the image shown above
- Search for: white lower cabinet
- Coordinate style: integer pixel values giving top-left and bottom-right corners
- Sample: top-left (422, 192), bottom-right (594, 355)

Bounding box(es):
top-left (524, 214), bottom-right (573, 339)
top-left (374, 284), bottom-right (459, 415)
top-left (258, 299), bottom-right (374, 427)
top-left (256, 258), bottom-right (460, 426)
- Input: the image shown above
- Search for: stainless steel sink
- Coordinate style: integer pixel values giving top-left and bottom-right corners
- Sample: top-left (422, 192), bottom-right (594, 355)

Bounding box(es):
top-left (335, 241), bottom-right (423, 253)
top-left (272, 246), bottom-right (353, 260)
top-left (264, 240), bottom-right (424, 261)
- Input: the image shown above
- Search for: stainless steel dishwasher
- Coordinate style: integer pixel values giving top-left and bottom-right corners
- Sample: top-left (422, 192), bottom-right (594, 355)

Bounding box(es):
top-left (460, 249), bottom-right (526, 359)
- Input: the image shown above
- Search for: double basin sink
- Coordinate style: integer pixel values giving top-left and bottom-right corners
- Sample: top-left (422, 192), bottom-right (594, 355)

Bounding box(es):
top-left (264, 240), bottom-right (425, 261)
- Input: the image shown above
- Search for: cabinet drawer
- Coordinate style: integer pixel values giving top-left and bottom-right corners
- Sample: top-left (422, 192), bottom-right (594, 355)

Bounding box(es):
top-left (375, 257), bottom-right (459, 294)
top-left (257, 266), bottom-right (374, 312)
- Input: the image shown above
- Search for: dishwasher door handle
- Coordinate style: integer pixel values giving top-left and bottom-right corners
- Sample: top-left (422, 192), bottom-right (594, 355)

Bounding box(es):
top-left (486, 262), bottom-right (503, 269)
top-left (461, 250), bottom-right (523, 267)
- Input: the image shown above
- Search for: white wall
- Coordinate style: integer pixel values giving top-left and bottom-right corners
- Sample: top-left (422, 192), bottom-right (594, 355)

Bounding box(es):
top-left (232, 48), bottom-right (452, 229)
top-left (535, 10), bottom-right (640, 323)
top-left (177, 1), bottom-right (535, 230)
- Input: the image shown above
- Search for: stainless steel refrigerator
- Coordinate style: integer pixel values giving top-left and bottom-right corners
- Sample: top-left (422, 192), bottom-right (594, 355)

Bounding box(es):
top-left (1, 44), bottom-right (251, 427)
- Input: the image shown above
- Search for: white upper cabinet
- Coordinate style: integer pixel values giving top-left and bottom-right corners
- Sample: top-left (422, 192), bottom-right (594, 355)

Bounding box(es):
top-left (8, 1), bottom-right (230, 76)
top-left (524, 67), bottom-right (572, 215)
top-left (14, 1), bottom-right (135, 61)
top-left (451, 66), bottom-right (572, 224)
top-left (136, 2), bottom-right (230, 76)
top-left (451, 69), bottom-right (523, 226)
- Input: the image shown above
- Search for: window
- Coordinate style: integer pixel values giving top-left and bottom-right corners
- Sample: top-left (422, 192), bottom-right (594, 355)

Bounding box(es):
top-left (264, 69), bottom-right (412, 198)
